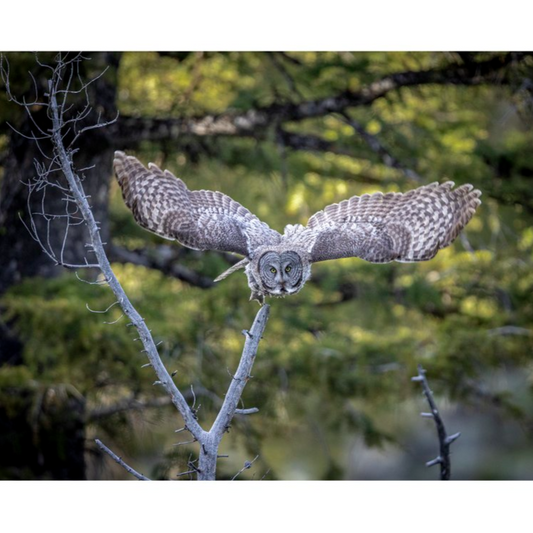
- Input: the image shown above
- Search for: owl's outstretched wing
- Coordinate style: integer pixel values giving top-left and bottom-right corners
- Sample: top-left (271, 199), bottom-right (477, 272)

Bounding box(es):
top-left (114, 152), bottom-right (281, 257)
top-left (301, 182), bottom-right (481, 263)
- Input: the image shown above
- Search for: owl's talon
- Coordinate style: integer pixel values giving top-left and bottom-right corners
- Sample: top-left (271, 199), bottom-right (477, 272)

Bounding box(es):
top-left (250, 291), bottom-right (264, 305)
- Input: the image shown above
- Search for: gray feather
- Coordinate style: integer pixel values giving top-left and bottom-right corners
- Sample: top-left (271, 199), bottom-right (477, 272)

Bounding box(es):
top-left (114, 151), bottom-right (281, 257)
top-left (299, 182), bottom-right (481, 263)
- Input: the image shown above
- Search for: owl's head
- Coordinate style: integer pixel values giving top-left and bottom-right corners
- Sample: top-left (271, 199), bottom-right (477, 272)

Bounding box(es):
top-left (251, 248), bottom-right (311, 299)
top-left (214, 246), bottom-right (312, 304)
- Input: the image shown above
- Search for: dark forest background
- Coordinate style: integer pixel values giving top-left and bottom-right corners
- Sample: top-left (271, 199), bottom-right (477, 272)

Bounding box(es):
top-left (1, 52), bottom-right (533, 480)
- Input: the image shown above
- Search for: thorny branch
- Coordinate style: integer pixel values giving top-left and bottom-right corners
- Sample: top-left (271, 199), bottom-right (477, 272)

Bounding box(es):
top-left (3, 53), bottom-right (269, 481)
top-left (231, 455), bottom-right (260, 481)
top-left (412, 365), bottom-right (461, 480)
top-left (95, 439), bottom-right (150, 481)
top-left (197, 306), bottom-right (270, 480)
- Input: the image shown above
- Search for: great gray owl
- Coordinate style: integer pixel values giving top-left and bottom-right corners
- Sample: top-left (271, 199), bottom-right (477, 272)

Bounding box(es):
top-left (114, 151), bottom-right (482, 304)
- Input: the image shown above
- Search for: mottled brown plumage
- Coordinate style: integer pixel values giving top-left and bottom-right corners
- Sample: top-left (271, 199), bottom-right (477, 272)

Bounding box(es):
top-left (114, 151), bottom-right (482, 303)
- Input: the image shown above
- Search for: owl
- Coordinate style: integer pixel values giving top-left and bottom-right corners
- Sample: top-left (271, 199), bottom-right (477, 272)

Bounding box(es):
top-left (113, 151), bottom-right (482, 304)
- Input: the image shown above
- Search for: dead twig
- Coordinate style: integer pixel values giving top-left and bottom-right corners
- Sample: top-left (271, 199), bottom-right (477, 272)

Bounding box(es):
top-left (95, 439), bottom-right (150, 481)
top-left (412, 365), bottom-right (460, 480)
top-left (231, 455), bottom-right (260, 481)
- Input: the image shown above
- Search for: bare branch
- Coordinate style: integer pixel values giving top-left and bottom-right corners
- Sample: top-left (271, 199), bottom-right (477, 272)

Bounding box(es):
top-left (411, 365), bottom-right (460, 480)
top-left (85, 300), bottom-right (120, 314)
top-left (231, 455), bottom-right (260, 481)
top-left (211, 308), bottom-right (270, 438)
top-left (173, 438), bottom-right (197, 447)
top-left (42, 58), bottom-right (206, 442)
top-left (198, 305), bottom-right (270, 480)
top-left (5, 54), bottom-right (275, 481)
top-left (1, 54), bottom-right (46, 107)
top-left (95, 439), bottom-right (151, 481)
top-left (235, 407), bottom-right (259, 415)
top-left (176, 455), bottom-right (201, 480)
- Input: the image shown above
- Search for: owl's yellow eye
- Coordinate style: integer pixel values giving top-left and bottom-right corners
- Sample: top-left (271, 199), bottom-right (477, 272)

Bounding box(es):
top-left (270, 267), bottom-right (277, 274)
top-left (285, 266), bottom-right (292, 273)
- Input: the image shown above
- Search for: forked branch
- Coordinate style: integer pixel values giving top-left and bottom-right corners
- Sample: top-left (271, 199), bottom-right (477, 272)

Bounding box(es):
top-left (4, 53), bottom-right (269, 480)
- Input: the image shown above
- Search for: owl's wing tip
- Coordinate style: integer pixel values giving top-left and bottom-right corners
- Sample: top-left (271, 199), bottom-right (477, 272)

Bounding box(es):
top-left (113, 151), bottom-right (129, 172)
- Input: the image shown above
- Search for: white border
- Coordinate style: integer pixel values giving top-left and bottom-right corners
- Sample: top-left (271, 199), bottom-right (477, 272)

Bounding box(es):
top-left (1, 481), bottom-right (532, 531)
top-left (1, 1), bottom-right (530, 51)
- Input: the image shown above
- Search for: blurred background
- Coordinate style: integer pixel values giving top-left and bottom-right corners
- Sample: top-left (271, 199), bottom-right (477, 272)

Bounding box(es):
top-left (1, 51), bottom-right (532, 480)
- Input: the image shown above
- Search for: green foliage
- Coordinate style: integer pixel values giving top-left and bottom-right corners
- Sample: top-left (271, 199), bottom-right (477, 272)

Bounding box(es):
top-left (2, 274), bottom-right (143, 389)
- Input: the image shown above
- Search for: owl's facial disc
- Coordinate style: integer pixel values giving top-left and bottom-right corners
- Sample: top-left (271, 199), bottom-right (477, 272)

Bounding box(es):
top-left (258, 250), bottom-right (304, 297)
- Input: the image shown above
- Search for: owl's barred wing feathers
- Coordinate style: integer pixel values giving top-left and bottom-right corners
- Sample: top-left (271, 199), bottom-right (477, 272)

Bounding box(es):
top-left (304, 182), bottom-right (481, 263)
top-left (113, 152), bottom-right (281, 257)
